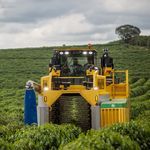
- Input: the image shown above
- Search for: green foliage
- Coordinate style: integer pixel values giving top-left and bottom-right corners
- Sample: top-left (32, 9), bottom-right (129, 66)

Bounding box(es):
top-left (130, 78), bottom-right (146, 89)
top-left (62, 121), bottom-right (150, 150)
top-left (0, 43), bottom-right (149, 149)
top-left (130, 79), bottom-right (150, 97)
top-left (109, 121), bottom-right (150, 150)
top-left (131, 99), bottom-right (150, 119)
top-left (130, 35), bottom-right (150, 48)
top-left (130, 86), bottom-right (150, 97)
top-left (0, 122), bottom-right (23, 141)
top-left (9, 124), bottom-right (81, 150)
top-left (130, 90), bottom-right (150, 101)
top-left (135, 110), bottom-right (150, 123)
top-left (0, 138), bottom-right (13, 150)
top-left (0, 44), bottom-right (149, 90)
top-left (0, 89), bottom-right (24, 125)
top-left (61, 129), bottom-right (139, 150)
top-left (129, 77), bottom-right (139, 84)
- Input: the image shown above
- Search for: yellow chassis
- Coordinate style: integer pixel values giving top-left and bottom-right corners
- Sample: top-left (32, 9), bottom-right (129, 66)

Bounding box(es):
top-left (39, 68), bottom-right (129, 107)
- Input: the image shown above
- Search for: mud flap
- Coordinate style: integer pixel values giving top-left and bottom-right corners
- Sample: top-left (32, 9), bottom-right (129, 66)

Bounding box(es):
top-left (37, 95), bottom-right (49, 125)
top-left (91, 105), bottom-right (100, 129)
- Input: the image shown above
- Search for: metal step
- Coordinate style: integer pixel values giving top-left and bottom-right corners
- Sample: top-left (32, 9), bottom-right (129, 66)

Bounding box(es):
top-left (49, 94), bottom-right (91, 131)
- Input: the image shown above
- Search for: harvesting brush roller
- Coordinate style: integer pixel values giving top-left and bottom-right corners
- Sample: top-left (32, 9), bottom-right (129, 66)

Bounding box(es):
top-left (50, 95), bottom-right (91, 131)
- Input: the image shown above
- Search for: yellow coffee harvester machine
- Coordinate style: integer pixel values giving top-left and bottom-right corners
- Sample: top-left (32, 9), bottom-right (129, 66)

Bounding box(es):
top-left (25, 46), bottom-right (129, 130)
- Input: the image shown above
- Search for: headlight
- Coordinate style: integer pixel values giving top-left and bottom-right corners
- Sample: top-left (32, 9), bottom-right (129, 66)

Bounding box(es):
top-left (93, 87), bottom-right (99, 90)
top-left (65, 51), bottom-right (69, 55)
top-left (83, 51), bottom-right (87, 55)
top-left (44, 87), bottom-right (49, 91)
top-left (60, 52), bottom-right (63, 55)
top-left (94, 67), bottom-right (98, 70)
top-left (89, 51), bottom-right (93, 55)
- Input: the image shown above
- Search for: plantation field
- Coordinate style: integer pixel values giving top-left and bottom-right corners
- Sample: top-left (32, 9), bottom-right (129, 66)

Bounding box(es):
top-left (0, 43), bottom-right (150, 149)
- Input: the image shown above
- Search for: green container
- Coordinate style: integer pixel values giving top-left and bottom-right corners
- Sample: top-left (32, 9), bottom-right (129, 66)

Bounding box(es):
top-left (100, 100), bottom-right (127, 108)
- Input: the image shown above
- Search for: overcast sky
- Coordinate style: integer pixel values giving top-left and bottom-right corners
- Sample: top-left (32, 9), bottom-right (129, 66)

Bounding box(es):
top-left (0, 0), bottom-right (150, 48)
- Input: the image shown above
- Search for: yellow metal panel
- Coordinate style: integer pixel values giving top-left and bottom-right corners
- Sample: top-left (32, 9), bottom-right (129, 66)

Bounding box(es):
top-left (106, 70), bottom-right (129, 99)
top-left (42, 90), bottom-right (62, 107)
top-left (51, 70), bottom-right (60, 77)
top-left (100, 108), bottom-right (129, 127)
top-left (54, 77), bottom-right (85, 79)
top-left (80, 90), bottom-right (99, 106)
top-left (103, 67), bottom-right (113, 76)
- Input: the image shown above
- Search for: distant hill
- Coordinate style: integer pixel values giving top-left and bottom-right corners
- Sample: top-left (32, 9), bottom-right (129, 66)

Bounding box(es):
top-left (129, 35), bottom-right (150, 48)
top-left (0, 43), bottom-right (149, 89)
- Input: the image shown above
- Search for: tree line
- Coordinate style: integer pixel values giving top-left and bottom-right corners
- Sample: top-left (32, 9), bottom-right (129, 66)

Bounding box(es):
top-left (115, 24), bottom-right (150, 48)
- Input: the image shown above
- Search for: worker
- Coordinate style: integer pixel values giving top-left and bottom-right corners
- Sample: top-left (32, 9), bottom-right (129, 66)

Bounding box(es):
top-left (61, 64), bottom-right (70, 76)
top-left (84, 57), bottom-right (93, 71)
top-left (70, 58), bottom-right (83, 76)
top-left (101, 48), bottom-right (114, 69)
top-left (61, 56), bottom-right (70, 76)
top-left (51, 51), bottom-right (60, 65)
top-left (49, 51), bottom-right (60, 72)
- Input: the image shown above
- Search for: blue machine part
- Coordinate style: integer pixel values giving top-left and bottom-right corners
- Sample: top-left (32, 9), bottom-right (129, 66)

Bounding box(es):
top-left (24, 89), bottom-right (37, 125)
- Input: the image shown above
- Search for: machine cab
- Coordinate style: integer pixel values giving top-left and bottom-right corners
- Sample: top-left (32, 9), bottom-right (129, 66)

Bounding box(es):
top-left (50, 48), bottom-right (97, 77)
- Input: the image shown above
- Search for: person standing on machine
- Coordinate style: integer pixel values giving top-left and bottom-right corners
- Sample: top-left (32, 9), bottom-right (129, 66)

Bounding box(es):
top-left (101, 48), bottom-right (114, 70)
top-left (84, 57), bottom-right (94, 72)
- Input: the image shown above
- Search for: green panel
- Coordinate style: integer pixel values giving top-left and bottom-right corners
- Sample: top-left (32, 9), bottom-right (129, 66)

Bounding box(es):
top-left (100, 100), bottom-right (127, 108)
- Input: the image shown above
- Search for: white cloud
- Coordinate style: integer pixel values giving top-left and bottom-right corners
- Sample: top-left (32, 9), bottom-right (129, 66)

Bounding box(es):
top-left (103, 0), bottom-right (150, 14)
top-left (0, 13), bottom-right (96, 48)
top-left (0, 0), bottom-right (150, 48)
top-left (38, 14), bottom-right (94, 36)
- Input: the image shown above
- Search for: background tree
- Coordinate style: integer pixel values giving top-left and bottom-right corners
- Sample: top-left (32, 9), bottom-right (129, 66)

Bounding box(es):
top-left (115, 24), bottom-right (141, 43)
